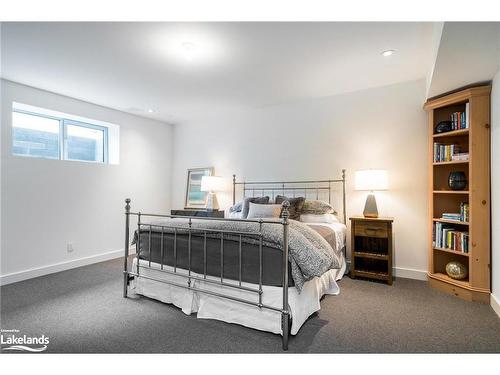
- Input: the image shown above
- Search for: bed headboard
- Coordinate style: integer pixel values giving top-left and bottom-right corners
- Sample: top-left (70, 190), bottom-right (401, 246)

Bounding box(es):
top-left (232, 169), bottom-right (347, 224)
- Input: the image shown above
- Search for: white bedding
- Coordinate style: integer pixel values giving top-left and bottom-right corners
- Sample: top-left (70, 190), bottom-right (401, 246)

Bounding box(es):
top-left (305, 222), bottom-right (347, 254)
top-left (131, 222), bottom-right (347, 336)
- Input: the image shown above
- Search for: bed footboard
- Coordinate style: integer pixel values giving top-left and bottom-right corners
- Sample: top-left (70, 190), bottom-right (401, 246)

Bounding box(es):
top-left (123, 199), bottom-right (292, 351)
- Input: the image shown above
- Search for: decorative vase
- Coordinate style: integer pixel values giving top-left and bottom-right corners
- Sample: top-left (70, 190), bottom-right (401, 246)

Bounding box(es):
top-left (435, 121), bottom-right (452, 134)
top-left (445, 261), bottom-right (468, 280)
top-left (448, 171), bottom-right (467, 191)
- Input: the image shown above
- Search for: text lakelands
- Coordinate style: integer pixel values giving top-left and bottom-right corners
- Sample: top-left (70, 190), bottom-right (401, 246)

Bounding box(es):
top-left (0, 334), bottom-right (50, 345)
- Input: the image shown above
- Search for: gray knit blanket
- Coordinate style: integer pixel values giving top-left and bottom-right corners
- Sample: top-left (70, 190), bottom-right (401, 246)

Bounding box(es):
top-left (139, 218), bottom-right (340, 291)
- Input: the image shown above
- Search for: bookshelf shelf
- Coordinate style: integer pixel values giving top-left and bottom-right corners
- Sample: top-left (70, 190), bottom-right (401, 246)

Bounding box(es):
top-left (352, 269), bottom-right (389, 281)
top-left (353, 251), bottom-right (389, 260)
top-left (432, 160), bottom-right (469, 166)
top-left (429, 272), bottom-right (470, 288)
top-left (432, 190), bottom-right (469, 194)
top-left (432, 218), bottom-right (469, 225)
top-left (424, 85), bottom-right (491, 303)
top-left (432, 129), bottom-right (469, 138)
top-left (433, 247), bottom-right (469, 257)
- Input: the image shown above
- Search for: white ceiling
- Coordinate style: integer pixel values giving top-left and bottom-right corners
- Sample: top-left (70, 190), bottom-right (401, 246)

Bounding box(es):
top-left (427, 22), bottom-right (500, 98)
top-left (1, 22), bottom-right (435, 124)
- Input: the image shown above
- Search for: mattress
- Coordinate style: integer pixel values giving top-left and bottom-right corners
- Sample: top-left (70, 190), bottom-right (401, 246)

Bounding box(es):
top-left (137, 230), bottom-right (294, 287)
top-left (136, 221), bottom-right (346, 287)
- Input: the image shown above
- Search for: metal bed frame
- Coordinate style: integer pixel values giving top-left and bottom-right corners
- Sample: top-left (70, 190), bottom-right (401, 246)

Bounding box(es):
top-left (123, 170), bottom-right (346, 351)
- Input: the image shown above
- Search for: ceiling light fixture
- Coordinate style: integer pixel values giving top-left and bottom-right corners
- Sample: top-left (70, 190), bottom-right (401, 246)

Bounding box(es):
top-left (381, 49), bottom-right (395, 57)
top-left (181, 42), bottom-right (195, 61)
top-left (147, 109), bottom-right (154, 113)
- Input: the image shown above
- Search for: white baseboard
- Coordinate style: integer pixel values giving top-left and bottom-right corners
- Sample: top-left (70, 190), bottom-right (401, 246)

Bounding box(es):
top-left (0, 247), bottom-right (135, 286)
top-left (491, 293), bottom-right (500, 318)
top-left (393, 266), bottom-right (428, 281)
top-left (346, 261), bottom-right (427, 281)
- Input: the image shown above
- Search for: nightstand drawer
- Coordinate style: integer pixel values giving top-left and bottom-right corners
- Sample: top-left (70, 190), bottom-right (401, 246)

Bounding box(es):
top-left (354, 221), bottom-right (388, 238)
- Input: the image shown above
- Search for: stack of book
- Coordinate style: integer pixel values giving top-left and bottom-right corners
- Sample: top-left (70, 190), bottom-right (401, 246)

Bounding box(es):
top-left (433, 143), bottom-right (465, 162)
top-left (441, 203), bottom-right (469, 222)
top-left (450, 103), bottom-right (470, 130)
top-left (441, 213), bottom-right (462, 221)
top-left (451, 152), bottom-right (469, 161)
top-left (434, 222), bottom-right (469, 253)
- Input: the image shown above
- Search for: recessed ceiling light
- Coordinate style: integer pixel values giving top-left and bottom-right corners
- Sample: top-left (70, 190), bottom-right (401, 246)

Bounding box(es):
top-left (181, 42), bottom-right (195, 61)
top-left (147, 109), bottom-right (154, 113)
top-left (154, 31), bottom-right (223, 67)
top-left (381, 50), bottom-right (395, 57)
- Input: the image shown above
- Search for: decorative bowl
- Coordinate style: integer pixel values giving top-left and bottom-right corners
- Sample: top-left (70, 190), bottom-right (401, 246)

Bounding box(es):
top-left (445, 261), bottom-right (468, 280)
top-left (435, 121), bottom-right (453, 134)
top-left (448, 171), bottom-right (467, 191)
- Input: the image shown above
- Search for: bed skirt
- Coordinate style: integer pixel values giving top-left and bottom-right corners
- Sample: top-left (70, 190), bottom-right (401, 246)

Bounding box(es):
top-left (131, 255), bottom-right (346, 336)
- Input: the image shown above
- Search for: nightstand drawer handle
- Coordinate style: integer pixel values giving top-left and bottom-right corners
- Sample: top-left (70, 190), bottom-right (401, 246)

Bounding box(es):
top-left (365, 227), bottom-right (379, 232)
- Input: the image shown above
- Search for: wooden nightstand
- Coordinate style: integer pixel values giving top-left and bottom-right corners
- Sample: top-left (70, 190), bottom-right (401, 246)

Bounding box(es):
top-left (349, 216), bottom-right (394, 285)
top-left (171, 209), bottom-right (225, 218)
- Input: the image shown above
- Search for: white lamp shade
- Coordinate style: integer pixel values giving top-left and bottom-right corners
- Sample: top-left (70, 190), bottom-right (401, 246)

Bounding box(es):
top-left (200, 176), bottom-right (225, 192)
top-left (355, 170), bottom-right (388, 191)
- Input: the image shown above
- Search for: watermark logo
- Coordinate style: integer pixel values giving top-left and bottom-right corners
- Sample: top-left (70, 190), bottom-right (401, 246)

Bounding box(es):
top-left (1, 329), bottom-right (49, 353)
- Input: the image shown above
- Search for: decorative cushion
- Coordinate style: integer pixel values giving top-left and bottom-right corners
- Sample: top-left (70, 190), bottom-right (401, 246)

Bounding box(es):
top-left (301, 200), bottom-right (334, 215)
top-left (241, 196), bottom-right (270, 218)
top-left (275, 195), bottom-right (305, 220)
top-left (246, 203), bottom-right (282, 219)
top-left (229, 201), bottom-right (243, 213)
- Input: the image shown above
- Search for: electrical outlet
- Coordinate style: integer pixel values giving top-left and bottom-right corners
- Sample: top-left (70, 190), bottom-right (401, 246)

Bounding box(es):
top-left (67, 242), bottom-right (74, 252)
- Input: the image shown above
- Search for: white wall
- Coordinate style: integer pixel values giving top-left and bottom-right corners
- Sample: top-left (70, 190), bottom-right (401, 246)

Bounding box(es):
top-left (1, 80), bottom-right (173, 284)
top-left (491, 70), bottom-right (500, 315)
top-left (172, 79), bottom-right (429, 279)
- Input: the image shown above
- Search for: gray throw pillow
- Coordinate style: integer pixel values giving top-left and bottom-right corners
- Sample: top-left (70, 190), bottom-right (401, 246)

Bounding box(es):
top-left (275, 195), bottom-right (305, 220)
top-left (246, 203), bottom-right (282, 219)
top-left (241, 196), bottom-right (270, 218)
top-left (301, 200), bottom-right (334, 215)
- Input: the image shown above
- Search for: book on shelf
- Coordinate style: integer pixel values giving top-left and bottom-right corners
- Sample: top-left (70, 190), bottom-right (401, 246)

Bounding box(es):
top-left (450, 104), bottom-right (469, 130)
top-left (442, 213), bottom-right (462, 221)
top-left (440, 203), bottom-right (469, 222)
top-left (433, 143), bottom-right (466, 162)
top-left (433, 222), bottom-right (469, 253)
top-left (460, 202), bottom-right (469, 222)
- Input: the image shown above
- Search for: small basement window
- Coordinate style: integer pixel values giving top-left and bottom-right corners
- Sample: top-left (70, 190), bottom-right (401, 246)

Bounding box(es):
top-left (12, 102), bottom-right (119, 164)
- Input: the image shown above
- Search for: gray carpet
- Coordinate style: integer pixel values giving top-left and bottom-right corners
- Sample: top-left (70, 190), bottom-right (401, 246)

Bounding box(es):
top-left (1, 257), bottom-right (499, 353)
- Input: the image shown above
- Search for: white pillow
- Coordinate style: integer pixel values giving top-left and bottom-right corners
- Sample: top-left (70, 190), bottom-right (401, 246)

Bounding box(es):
top-left (246, 203), bottom-right (282, 219)
top-left (299, 213), bottom-right (339, 224)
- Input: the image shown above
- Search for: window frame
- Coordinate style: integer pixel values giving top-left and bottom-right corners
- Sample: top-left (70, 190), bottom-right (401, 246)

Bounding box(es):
top-left (62, 119), bottom-right (109, 164)
top-left (12, 108), bottom-right (109, 164)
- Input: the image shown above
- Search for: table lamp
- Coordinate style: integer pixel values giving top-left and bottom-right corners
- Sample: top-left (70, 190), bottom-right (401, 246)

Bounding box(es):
top-left (354, 170), bottom-right (388, 218)
top-left (201, 176), bottom-right (224, 211)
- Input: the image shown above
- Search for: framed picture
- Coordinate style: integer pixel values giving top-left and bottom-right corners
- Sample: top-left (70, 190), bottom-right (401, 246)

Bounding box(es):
top-left (185, 167), bottom-right (214, 209)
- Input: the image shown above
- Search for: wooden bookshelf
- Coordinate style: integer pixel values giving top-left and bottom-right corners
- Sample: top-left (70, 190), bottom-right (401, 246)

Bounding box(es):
top-left (424, 85), bottom-right (491, 303)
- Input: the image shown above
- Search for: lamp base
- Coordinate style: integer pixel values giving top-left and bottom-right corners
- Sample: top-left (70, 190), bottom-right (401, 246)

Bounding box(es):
top-left (205, 192), bottom-right (220, 211)
top-left (363, 193), bottom-right (379, 218)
